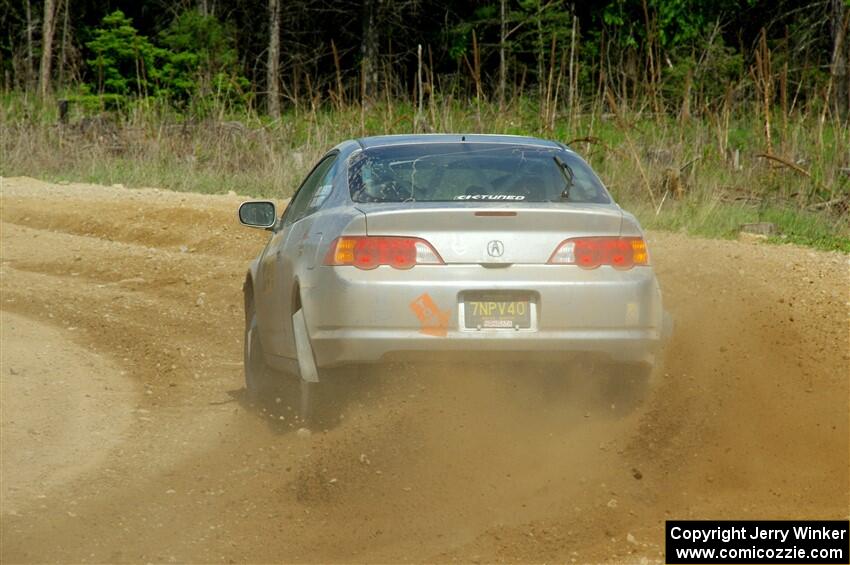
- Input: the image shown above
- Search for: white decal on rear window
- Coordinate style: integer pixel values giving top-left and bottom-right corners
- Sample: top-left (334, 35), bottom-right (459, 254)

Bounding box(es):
top-left (453, 194), bottom-right (526, 201)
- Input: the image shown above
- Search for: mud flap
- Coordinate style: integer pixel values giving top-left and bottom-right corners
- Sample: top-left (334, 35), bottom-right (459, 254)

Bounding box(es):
top-left (293, 309), bottom-right (319, 383)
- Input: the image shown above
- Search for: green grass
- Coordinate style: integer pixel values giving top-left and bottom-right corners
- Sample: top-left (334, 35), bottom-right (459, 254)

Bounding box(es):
top-left (630, 200), bottom-right (849, 252)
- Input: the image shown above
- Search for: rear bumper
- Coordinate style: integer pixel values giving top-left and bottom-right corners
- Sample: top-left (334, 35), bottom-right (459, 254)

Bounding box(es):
top-left (301, 263), bottom-right (664, 368)
top-left (311, 328), bottom-right (661, 366)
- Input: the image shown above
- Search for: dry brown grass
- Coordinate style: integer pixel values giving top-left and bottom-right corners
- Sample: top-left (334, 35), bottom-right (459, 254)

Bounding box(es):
top-left (1, 93), bottom-right (848, 249)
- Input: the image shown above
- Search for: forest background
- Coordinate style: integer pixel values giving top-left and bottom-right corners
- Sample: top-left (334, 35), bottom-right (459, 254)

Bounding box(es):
top-left (1, 0), bottom-right (848, 249)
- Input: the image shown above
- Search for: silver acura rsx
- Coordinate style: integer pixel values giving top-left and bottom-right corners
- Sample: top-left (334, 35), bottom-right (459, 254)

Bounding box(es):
top-left (238, 134), bottom-right (668, 415)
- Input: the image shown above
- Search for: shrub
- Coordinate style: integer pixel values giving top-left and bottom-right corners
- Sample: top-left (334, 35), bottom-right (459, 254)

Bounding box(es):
top-left (86, 11), bottom-right (158, 97)
top-left (157, 9), bottom-right (250, 109)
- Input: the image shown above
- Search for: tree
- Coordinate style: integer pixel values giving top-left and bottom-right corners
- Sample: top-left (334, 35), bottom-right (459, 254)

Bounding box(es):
top-left (158, 9), bottom-right (246, 103)
top-left (86, 10), bottom-right (157, 96)
top-left (39, 0), bottom-right (57, 96)
top-left (26, 0), bottom-right (34, 89)
top-left (361, 0), bottom-right (379, 102)
top-left (57, 0), bottom-right (71, 89)
top-left (831, 0), bottom-right (849, 119)
top-left (499, 0), bottom-right (506, 109)
top-left (267, 0), bottom-right (280, 117)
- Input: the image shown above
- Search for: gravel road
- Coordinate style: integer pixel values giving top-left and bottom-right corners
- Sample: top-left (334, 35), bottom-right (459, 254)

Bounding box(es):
top-left (1, 176), bottom-right (847, 563)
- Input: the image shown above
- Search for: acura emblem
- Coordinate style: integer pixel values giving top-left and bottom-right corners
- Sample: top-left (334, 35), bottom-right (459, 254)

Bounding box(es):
top-left (486, 240), bottom-right (504, 257)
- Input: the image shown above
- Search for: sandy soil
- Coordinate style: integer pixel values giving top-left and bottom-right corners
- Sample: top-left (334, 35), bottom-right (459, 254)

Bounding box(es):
top-left (1, 312), bottom-right (136, 514)
top-left (0, 175), bottom-right (847, 563)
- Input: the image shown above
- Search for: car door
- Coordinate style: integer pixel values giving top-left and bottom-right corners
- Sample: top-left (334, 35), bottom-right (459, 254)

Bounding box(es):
top-left (256, 153), bottom-right (339, 359)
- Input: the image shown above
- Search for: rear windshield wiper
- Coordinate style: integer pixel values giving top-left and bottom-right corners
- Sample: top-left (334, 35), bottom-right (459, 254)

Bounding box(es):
top-left (553, 155), bottom-right (575, 201)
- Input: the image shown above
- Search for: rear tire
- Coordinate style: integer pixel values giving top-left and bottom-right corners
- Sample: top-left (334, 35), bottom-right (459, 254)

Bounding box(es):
top-left (244, 310), bottom-right (272, 399)
top-left (291, 306), bottom-right (328, 427)
top-left (298, 370), bottom-right (367, 429)
top-left (299, 379), bottom-right (320, 425)
top-left (291, 305), bottom-right (368, 428)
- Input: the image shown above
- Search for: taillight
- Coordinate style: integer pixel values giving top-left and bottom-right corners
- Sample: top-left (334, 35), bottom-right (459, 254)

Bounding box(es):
top-left (548, 237), bottom-right (649, 269)
top-left (324, 236), bottom-right (444, 270)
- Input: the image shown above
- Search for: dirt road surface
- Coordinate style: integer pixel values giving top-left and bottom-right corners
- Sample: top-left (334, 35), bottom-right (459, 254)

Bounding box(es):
top-left (1, 176), bottom-right (848, 563)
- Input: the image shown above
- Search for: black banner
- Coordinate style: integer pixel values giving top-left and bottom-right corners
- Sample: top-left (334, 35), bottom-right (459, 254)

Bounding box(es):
top-left (666, 520), bottom-right (849, 564)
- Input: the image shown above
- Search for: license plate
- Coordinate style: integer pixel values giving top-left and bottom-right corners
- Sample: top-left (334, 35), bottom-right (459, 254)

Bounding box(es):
top-left (464, 295), bottom-right (532, 330)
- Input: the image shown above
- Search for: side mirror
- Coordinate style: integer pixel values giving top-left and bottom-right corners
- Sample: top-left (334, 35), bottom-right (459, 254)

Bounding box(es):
top-left (239, 201), bottom-right (277, 229)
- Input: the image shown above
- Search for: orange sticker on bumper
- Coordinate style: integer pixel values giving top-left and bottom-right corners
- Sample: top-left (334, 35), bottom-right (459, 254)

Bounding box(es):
top-left (409, 293), bottom-right (450, 337)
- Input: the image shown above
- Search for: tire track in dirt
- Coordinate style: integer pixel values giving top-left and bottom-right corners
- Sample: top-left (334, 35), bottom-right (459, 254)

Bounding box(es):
top-left (1, 311), bottom-right (137, 515)
top-left (1, 176), bottom-right (847, 563)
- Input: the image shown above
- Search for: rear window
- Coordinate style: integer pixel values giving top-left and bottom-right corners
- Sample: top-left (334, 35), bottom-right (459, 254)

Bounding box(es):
top-left (348, 143), bottom-right (610, 204)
